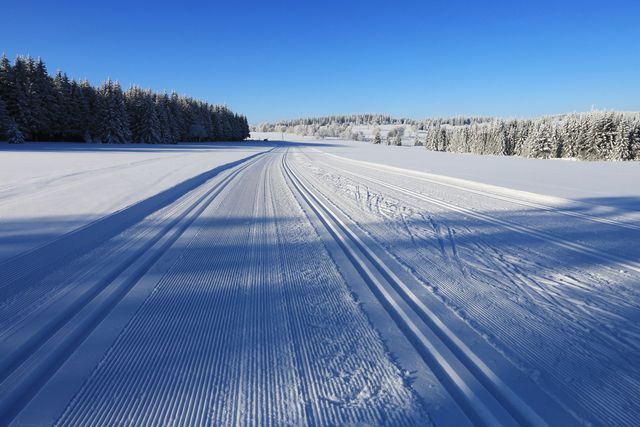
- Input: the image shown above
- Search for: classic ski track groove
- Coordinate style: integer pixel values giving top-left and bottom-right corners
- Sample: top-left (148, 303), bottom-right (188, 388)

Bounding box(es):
top-left (52, 150), bottom-right (428, 426)
top-left (313, 149), bottom-right (640, 231)
top-left (0, 149), bottom-right (273, 289)
top-left (1, 145), bottom-right (626, 425)
top-left (308, 153), bottom-right (640, 275)
top-left (282, 151), bottom-right (556, 427)
top-left (301, 155), bottom-right (640, 426)
top-left (0, 153), bottom-right (264, 425)
top-left (0, 165), bottom-right (234, 340)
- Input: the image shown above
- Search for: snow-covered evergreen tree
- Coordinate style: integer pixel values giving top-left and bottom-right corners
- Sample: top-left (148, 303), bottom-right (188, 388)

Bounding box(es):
top-left (530, 122), bottom-right (554, 159)
top-left (79, 80), bottom-right (98, 142)
top-left (6, 119), bottom-right (24, 144)
top-left (96, 80), bottom-right (131, 143)
top-left (125, 86), bottom-right (161, 144)
top-left (27, 58), bottom-right (56, 140)
top-left (611, 117), bottom-right (633, 160)
top-left (629, 120), bottom-right (640, 160)
top-left (53, 71), bottom-right (73, 139)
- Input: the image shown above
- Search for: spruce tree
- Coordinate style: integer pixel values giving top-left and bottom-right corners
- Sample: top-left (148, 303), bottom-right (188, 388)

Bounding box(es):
top-left (79, 80), bottom-right (98, 142)
top-left (53, 71), bottom-right (73, 139)
top-left (126, 88), bottom-right (161, 144)
top-left (530, 122), bottom-right (554, 159)
top-left (6, 119), bottom-right (24, 144)
top-left (612, 117), bottom-right (633, 160)
top-left (26, 57), bottom-right (56, 140)
top-left (96, 79), bottom-right (131, 143)
top-left (0, 97), bottom-right (10, 138)
top-left (630, 120), bottom-right (640, 160)
top-left (9, 57), bottom-right (33, 137)
top-left (0, 55), bottom-right (12, 105)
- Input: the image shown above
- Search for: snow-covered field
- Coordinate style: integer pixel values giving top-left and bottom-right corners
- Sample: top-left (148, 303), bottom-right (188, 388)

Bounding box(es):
top-left (1, 139), bottom-right (639, 426)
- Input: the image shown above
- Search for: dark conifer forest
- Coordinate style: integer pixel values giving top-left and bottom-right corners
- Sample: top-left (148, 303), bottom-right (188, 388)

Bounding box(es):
top-left (0, 55), bottom-right (250, 144)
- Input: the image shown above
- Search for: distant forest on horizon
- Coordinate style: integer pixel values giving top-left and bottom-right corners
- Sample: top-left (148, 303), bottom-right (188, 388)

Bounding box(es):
top-left (255, 112), bottom-right (640, 161)
top-left (0, 55), bottom-right (250, 144)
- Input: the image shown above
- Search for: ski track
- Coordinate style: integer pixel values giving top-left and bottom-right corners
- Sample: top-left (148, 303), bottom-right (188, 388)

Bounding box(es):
top-left (1, 143), bottom-right (638, 426)
top-left (304, 150), bottom-right (640, 265)
top-left (294, 150), bottom-right (640, 426)
top-left (284, 152), bottom-right (583, 426)
top-left (311, 148), bottom-right (640, 225)
top-left (0, 172), bottom-right (212, 339)
top-left (0, 154), bottom-right (263, 336)
top-left (0, 152), bottom-right (268, 423)
top-left (52, 151), bottom-right (429, 426)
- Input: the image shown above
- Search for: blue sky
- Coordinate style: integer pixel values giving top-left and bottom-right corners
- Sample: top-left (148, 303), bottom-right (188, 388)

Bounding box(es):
top-left (3, 0), bottom-right (639, 123)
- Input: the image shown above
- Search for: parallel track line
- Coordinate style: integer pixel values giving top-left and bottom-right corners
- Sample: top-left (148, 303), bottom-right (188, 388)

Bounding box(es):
top-left (314, 150), bottom-right (640, 231)
top-left (312, 157), bottom-right (640, 275)
top-left (0, 153), bottom-right (264, 425)
top-left (282, 152), bottom-right (552, 426)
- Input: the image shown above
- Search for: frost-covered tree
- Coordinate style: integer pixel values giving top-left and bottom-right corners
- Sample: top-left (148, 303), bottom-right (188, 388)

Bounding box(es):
top-left (254, 114), bottom-right (493, 135)
top-left (372, 131), bottom-right (382, 144)
top-left (611, 117), bottom-right (633, 161)
top-left (254, 111), bottom-right (639, 161)
top-left (629, 120), bottom-right (640, 160)
top-left (416, 112), bottom-right (640, 161)
top-left (387, 126), bottom-right (405, 147)
top-left (530, 122), bottom-right (554, 159)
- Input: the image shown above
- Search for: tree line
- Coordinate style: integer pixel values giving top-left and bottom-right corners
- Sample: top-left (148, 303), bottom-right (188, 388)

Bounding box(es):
top-left (0, 55), bottom-right (250, 144)
top-left (416, 112), bottom-right (640, 161)
top-left (253, 114), bottom-right (492, 141)
top-left (256, 112), bottom-right (640, 161)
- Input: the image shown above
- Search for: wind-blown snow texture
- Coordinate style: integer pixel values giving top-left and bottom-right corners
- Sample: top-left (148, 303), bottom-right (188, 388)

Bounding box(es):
top-left (1, 140), bottom-right (639, 426)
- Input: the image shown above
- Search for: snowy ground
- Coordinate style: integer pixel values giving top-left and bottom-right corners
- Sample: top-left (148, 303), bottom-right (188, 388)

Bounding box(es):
top-left (1, 140), bottom-right (639, 426)
top-left (252, 132), bottom-right (640, 209)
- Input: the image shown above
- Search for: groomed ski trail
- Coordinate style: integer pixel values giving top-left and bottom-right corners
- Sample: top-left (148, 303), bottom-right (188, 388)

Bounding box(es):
top-left (19, 150), bottom-right (432, 426)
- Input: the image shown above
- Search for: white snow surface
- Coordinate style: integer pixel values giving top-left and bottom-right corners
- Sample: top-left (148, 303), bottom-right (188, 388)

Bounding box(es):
top-left (0, 142), bottom-right (272, 262)
top-left (253, 132), bottom-right (640, 210)
top-left (1, 139), bottom-right (639, 426)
